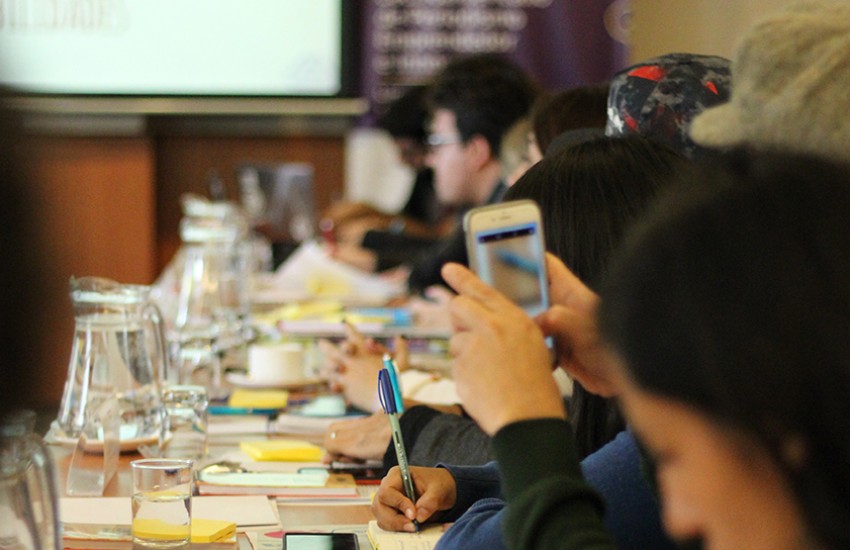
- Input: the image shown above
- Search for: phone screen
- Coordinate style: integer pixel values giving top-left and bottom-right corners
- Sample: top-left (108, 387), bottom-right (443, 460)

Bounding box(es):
top-left (473, 222), bottom-right (548, 317)
top-left (283, 532), bottom-right (359, 550)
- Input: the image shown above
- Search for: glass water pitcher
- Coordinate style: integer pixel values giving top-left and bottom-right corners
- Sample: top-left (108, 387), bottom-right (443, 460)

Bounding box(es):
top-left (57, 277), bottom-right (166, 442)
top-left (173, 215), bottom-right (249, 396)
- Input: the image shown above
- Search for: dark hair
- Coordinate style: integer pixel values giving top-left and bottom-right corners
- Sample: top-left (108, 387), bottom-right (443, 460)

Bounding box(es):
top-left (429, 53), bottom-right (537, 157)
top-left (531, 84), bottom-right (609, 155)
top-left (505, 135), bottom-right (688, 457)
top-left (599, 150), bottom-right (850, 548)
top-left (378, 85), bottom-right (430, 143)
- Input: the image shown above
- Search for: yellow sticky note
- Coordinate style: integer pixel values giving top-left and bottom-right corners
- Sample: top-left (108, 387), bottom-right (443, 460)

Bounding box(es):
top-left (240, 439), bottom-right (323, 461)
top-left (132, 518), bottom-right (190, 542)
top-left (190, 518), bottom-right (237, 543)
top-left (228, 389), bottom-right (288, 409)
top-left (132, 518), bottom-right (236, 543)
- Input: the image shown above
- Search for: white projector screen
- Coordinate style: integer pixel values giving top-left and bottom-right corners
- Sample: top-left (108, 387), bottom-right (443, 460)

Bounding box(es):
top-left (0, 0), bottom-right (346, 96)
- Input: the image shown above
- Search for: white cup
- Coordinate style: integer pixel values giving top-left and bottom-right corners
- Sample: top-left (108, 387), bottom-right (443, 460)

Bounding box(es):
top-left (248, 342), bottom-right (306, 384)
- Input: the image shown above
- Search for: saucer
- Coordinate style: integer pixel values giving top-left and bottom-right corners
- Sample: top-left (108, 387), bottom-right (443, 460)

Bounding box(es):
top-left (225, 372), bottom-right (324, 390)
top-left (46, 422), bottom-right (161, 454)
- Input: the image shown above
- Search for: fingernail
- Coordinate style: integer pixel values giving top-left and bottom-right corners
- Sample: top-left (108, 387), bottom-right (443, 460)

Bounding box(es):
top-left (405, 508), bottom-right (415, 520)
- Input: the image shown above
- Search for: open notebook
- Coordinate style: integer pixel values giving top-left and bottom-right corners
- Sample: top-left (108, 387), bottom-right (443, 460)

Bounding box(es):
top-left (366, 520), bottom-right (448, 550)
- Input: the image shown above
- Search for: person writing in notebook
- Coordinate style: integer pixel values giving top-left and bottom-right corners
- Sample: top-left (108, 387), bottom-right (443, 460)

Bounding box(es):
top-left (370, 135), bottom-right (685, 550)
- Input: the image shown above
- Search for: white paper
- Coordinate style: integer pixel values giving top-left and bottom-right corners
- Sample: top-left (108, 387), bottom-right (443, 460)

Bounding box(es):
top-left (207, 417), bottom-right (269, 436)
top-left (60, 495), bottom-right (279, 528)
top-left (258, 241), bottom-right (405, 303)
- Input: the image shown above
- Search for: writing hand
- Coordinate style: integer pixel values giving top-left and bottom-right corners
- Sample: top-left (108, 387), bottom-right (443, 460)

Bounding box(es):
top-left (372, 466), bottom-right (456, 532)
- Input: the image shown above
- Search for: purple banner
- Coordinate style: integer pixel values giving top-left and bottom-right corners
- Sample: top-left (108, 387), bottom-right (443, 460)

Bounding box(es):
top-left (359, 0), bottom-right (629, 118)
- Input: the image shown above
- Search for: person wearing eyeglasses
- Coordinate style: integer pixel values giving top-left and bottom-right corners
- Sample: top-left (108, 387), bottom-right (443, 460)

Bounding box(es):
top-left (403, 53), bottom-right (538, 294)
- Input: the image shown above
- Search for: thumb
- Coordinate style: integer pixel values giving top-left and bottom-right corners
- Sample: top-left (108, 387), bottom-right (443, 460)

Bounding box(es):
top-left (413, 494), bottom-right (440, 524)
top-left (408, 496), bottom-right (436, 524)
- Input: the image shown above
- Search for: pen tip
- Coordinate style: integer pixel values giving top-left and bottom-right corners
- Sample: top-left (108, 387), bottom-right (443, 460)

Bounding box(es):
top-left (412, 519), bottom-right (420, 532)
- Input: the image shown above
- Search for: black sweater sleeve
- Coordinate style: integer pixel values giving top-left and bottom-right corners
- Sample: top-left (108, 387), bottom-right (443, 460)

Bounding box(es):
top-left (492, 418), bottom-right (617, 550)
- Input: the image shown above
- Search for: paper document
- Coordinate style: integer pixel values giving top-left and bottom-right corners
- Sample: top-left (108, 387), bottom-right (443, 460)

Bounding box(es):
top-left (60, 495), bottom-right (280, 528)
top-left (260, 241), bottom-right (406, 303)
top-left (366, 519), bottom-right (448, 550)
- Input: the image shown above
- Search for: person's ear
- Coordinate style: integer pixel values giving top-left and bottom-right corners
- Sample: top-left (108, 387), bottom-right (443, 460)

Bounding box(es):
top-left (465, 134), bottom-right (493, 169)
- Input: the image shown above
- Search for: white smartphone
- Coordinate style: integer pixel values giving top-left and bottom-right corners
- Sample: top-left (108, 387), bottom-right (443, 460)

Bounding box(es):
top-left (463, 199), bottom-right (550, 320)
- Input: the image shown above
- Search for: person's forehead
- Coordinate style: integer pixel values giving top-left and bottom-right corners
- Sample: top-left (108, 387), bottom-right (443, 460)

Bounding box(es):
top-left (430, 108), bottom-right (458, 132)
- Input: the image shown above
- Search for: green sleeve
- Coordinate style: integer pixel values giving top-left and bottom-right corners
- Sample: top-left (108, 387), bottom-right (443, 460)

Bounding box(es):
top-left (492, 418), bottom-right (618, 550)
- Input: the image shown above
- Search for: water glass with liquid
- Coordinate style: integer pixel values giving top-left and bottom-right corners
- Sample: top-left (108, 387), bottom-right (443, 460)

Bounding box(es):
top-left (131, 458), bottom-right (193, 548)
top-left (160, 385), bottom-right (208, 459)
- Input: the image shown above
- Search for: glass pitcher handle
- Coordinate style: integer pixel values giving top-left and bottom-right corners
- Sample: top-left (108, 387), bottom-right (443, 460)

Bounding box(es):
top-left (144, 301), bottom-right (171, 386)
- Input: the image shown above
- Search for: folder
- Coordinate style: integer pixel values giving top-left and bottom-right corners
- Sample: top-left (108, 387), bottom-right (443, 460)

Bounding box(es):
top-left (196, 470), bottom-right (358, 498)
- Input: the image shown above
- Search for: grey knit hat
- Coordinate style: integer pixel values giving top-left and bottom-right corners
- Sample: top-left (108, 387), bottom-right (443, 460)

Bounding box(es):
top-left (690, 0), bottom-right (850, 162)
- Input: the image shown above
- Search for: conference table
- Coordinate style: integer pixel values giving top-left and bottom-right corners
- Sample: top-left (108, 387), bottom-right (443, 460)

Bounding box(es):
top-left (49, 257), bottom-right (453, 548)
top-left (52, 411), bottom-right (376, 549)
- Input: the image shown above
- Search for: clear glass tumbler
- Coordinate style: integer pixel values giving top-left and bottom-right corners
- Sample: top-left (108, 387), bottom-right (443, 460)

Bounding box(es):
top-left (131, 458), bottom-right (193, 548)
top-left (160, 385), bottom-right (209, 459)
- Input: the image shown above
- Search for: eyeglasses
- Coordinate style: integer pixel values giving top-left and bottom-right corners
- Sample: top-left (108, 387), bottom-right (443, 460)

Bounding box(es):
top-left (426, 133), bottom-right (463, 149)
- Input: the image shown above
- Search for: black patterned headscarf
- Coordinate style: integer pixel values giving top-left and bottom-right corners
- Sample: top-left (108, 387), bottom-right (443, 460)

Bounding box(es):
top-left (606, 53), bottom-right (732, 158)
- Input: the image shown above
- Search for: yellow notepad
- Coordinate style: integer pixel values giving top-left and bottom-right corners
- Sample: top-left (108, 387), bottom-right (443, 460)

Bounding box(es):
top-left (228, 389), bottom-right (288, 409)
top-left (239, 439), bottom-right (324, 461)
top-left (190, 518), bottom-right (237, 543)
top-left (132, 517), bottom-right (236, 543)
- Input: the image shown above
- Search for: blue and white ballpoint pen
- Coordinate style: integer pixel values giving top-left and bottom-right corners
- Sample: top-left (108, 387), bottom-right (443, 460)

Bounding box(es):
top-left (378, 366), bottom-right (419, 531)
top-left (382, 353), bottom-right (405, 413)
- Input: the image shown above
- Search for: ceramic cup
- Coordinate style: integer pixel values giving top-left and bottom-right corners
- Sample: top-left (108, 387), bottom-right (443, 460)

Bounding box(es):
top-left (248, 342), bottom-right (306, 384)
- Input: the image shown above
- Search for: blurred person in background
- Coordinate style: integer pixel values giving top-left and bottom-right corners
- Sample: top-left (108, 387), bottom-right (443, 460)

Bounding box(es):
top-left (328, 85), bottom-right (455, 272)
top-left (403, 53), bottom-right (538, 293)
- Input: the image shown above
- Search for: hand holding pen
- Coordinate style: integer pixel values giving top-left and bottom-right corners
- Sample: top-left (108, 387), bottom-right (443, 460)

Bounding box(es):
top-left (371, 464), bottom-right (457, 533)
top-left (377, 355), bottom-right (420, 531)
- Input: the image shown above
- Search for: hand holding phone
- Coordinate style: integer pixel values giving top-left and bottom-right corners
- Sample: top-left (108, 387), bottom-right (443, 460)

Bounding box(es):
top-left (464, 200), bottom-right (553, 354)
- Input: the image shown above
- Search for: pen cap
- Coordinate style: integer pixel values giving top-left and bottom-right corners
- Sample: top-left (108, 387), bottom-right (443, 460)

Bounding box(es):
top-left (381, 355), bottom-right (405, 413)
top-left (377, 369), bottom-right (397, 414)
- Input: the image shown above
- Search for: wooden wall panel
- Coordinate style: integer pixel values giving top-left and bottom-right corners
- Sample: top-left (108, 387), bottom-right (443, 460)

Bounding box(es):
top-left (24, 136), bottom-right (156, 408)
top-left (154, 135), bottom-right (345, 271)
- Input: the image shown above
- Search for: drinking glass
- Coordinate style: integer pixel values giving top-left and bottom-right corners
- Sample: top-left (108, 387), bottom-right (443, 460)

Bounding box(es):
top-left (131, 459), bottom-right (193, 548)
top-left (160, 385), bottom-right (208, 459)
